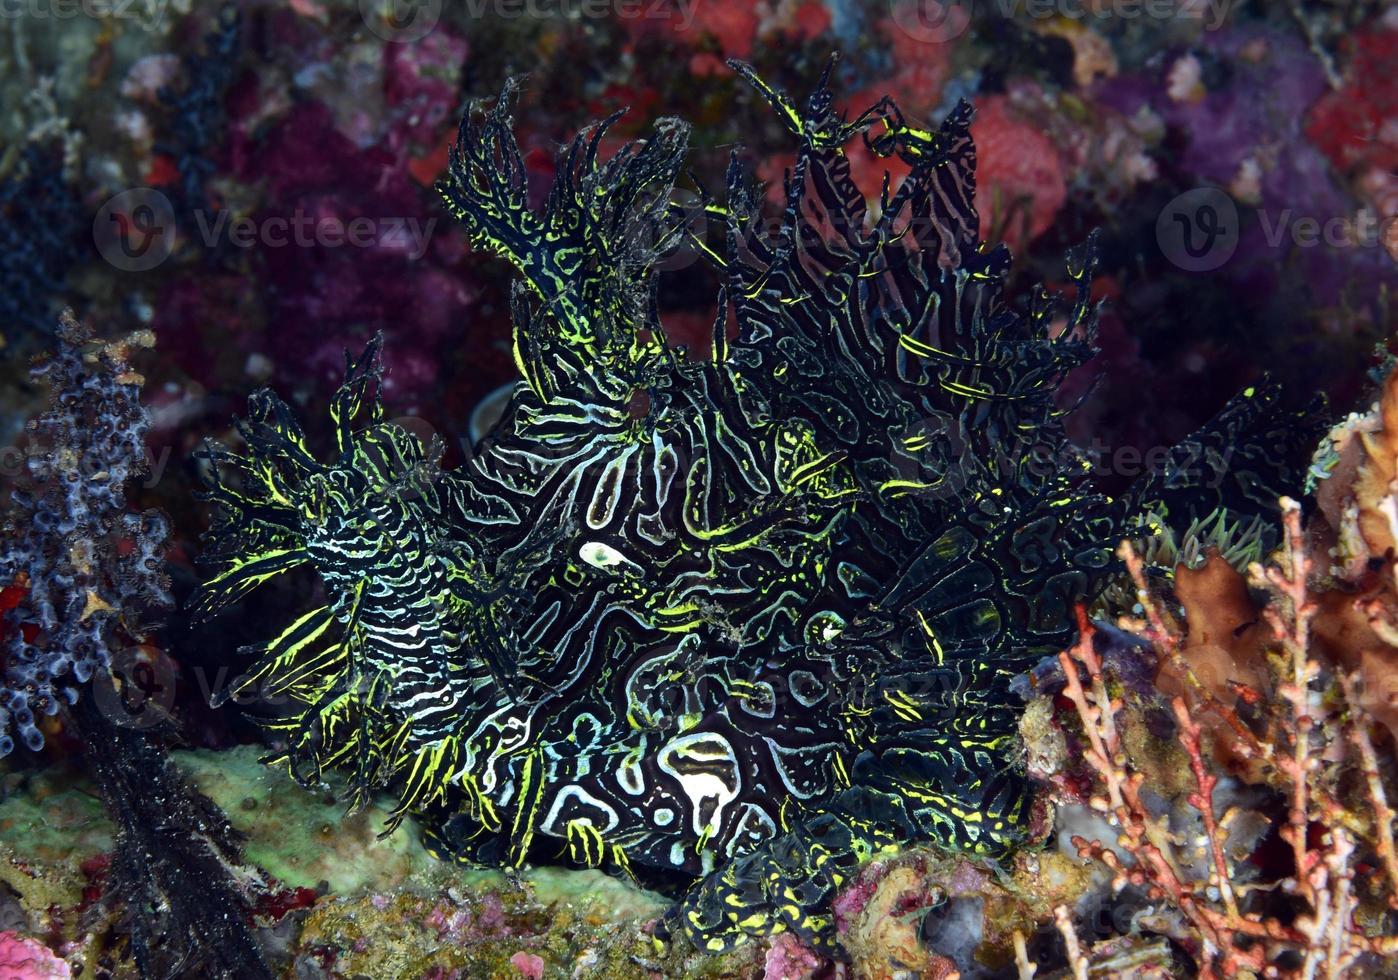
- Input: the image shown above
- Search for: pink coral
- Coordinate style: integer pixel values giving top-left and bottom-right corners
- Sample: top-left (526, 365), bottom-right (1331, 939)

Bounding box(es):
top-left (968, 97), bottom-right (1067, 252)
top-left (0, 933), bottom-right (70, 980)
top-left (384, 29), bottom-right (470, 149)
top-left (508, 951), bottom-right (544, 979)
top-left (119, 54), bottom-right (182, 103)
top-left (618, 0), bottom-right (756, 62)
top-left (1305, 25), bottom-right (1398, 177)
top-left (847, 13), bottom-right (953, 121)
top-left (762, 932), bottom-right (821, 980)
top-left (831, 859), bottom-right (891, 935)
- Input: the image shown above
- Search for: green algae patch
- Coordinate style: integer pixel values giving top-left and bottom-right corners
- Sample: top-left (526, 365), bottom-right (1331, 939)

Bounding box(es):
top-left (0, 747), bottom-right (695, 977)
top-left (0, 773), bottom-right (114, 912)
top-left (454, 865), bottom-right (668, 921)
top-left (172, 744), bottom-right (435, 895)
top-left (171, 745), bottom-right (673, 922)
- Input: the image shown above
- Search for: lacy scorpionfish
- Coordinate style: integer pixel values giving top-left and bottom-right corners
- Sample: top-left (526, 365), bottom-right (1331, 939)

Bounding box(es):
top-left (196, 64), bottom-right (1315, 951)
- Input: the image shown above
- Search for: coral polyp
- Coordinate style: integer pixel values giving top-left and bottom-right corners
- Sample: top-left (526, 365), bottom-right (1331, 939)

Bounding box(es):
top-left (195, 63), bottom-right (1317, 951)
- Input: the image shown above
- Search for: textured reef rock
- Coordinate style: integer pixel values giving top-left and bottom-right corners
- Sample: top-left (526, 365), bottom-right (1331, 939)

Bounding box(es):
top-left (0, 146), bottom-right (84, 343)
top-left (0, 746), bottom-right (747, 979)
top-left (196, 63), bottom-right (1318, 956)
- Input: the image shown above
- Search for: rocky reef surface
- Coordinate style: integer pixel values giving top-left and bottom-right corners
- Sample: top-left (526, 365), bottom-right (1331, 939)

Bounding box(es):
top-left (0, 744), bottom-right (1107, 978)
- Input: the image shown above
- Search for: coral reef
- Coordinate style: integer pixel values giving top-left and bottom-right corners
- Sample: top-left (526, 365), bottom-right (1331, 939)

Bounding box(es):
top-left (0, 317), bottom-right (271, 978)
top-left (1022, 508), bottom-right (1398, 976)
top-left (154, 6), bottom-right (243, 222)
top-left (0, 3), bottom-right (1393, 976)
top-left (0, 313), bottom-right (169, 757)
top-left (195, 64), bottom-right (1318, 956)
top-left (68, 695), bottom-right (273, 979)
top-left (1303, 368), bottom-right (1398, 745)
top-left (3, 0), bottom-right (1382, 598)
top-left (0, 931), bottom-right (69, 979)
top-left (0, 745), bottom-right (746, 979)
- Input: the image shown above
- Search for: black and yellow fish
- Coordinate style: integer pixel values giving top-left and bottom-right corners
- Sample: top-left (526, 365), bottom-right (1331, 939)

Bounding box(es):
top-left (194, 62), bottom-right (1318, 952)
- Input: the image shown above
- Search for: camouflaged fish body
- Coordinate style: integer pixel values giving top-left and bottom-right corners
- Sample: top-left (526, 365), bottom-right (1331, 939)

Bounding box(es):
top-left (196, 64), bottom-right (1313, 951)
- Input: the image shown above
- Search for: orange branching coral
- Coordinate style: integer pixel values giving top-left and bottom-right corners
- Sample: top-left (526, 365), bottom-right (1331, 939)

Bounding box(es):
top-left (1166, 551), bottom-right (1271, 704)
top-left (1056, 502), bottom-right (1398, 978)
top-left (1306, 367), bottom-right (1398, 740)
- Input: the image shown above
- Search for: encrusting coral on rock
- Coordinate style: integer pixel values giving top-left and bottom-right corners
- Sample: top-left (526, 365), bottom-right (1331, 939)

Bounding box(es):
top-left (0, 930), bottom-right (70, 979)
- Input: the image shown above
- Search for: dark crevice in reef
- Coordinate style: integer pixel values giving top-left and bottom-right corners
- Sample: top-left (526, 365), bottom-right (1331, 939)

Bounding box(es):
top-left (156, 5), bottom-right (243, 239)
